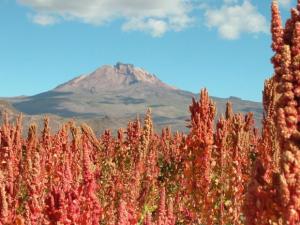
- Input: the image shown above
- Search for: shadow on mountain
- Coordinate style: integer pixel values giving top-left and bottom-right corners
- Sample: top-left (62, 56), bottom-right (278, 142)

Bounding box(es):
top-left (98, 96), bottom-right (146, 105)
top-left (12, 91), bottom-right (98, 118)
top-left (243, 107), bottom-right (263, 114)
top-left (119, 96), bottom-right (146, 105)
top-left (31, 91), bottom-right (73, 99)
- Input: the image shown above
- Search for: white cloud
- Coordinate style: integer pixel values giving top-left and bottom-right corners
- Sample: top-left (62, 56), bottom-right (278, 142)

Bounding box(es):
top-left (278, 0), bottom-right (291, 7)
top-left (30, 13), bottom-right (58, 25)
top-left (122, 19), bottom-right (168, 37)
top-left (18, 0), bottom-right (193, 37)
top-left (17, 0), bottom-right (271, 39)
top-left (205, 1), bottom-right (268, 40)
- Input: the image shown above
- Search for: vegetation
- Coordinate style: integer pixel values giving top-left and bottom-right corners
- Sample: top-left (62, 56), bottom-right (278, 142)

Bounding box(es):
top-left (0, 1), bottom-right (299, 224)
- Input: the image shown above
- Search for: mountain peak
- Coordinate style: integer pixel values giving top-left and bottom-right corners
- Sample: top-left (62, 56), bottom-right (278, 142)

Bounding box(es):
top-left (55, 63), bottom-right (177, 93)
top-left (114, 62), bottom-right (134, 70)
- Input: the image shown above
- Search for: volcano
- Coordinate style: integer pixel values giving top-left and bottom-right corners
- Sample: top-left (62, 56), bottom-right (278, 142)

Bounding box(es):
top-left (3, 63), bottom-right (263, 132)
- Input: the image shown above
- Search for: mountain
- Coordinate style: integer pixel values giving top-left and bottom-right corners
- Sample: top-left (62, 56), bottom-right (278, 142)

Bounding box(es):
top-left (2, 63), bottom-right (263, 133)
top-left (0, 99), bottom-right (66, 134)
top-left (55, 63), bottom-right (177, 92)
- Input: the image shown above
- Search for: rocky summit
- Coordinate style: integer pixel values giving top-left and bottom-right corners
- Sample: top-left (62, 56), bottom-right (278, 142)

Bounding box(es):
top-left (55, 63), bottom-right (177, 93)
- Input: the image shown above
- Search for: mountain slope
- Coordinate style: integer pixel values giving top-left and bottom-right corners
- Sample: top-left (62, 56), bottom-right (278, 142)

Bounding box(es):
top-left (7, 63), bottom-right (263, 132)
top-left (55, 63), bottom-right (177, 92)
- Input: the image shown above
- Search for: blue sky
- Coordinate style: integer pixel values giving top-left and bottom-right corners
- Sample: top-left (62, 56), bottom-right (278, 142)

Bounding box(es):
top-left (0, 0), bottom-right (293, 101)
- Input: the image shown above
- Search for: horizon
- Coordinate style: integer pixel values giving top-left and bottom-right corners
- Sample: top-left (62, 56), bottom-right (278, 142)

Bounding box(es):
top-left (0, 0), bottom-right (294, 101)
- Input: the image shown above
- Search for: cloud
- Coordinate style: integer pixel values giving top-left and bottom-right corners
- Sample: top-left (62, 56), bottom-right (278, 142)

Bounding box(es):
top-left (278, 0), bottom-right (291, 7)
top-left (122, 19), bottom-right (168, 37)
top-left (18, 0), bottom-right (193, 37)
top-left (30, 13), bottom-right (58, 25)
top-left (204, 1), bottom-right (268, 40)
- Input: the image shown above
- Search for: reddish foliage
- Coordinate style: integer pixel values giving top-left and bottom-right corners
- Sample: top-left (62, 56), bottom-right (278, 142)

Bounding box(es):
top-left (245, 1), bottom-right (300, 224)
top-left (2, 1), bottom-right (300, 224)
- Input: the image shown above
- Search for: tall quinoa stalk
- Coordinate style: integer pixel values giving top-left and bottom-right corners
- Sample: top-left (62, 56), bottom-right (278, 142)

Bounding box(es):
top-left (246, 1), bottom-right (300, 224)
